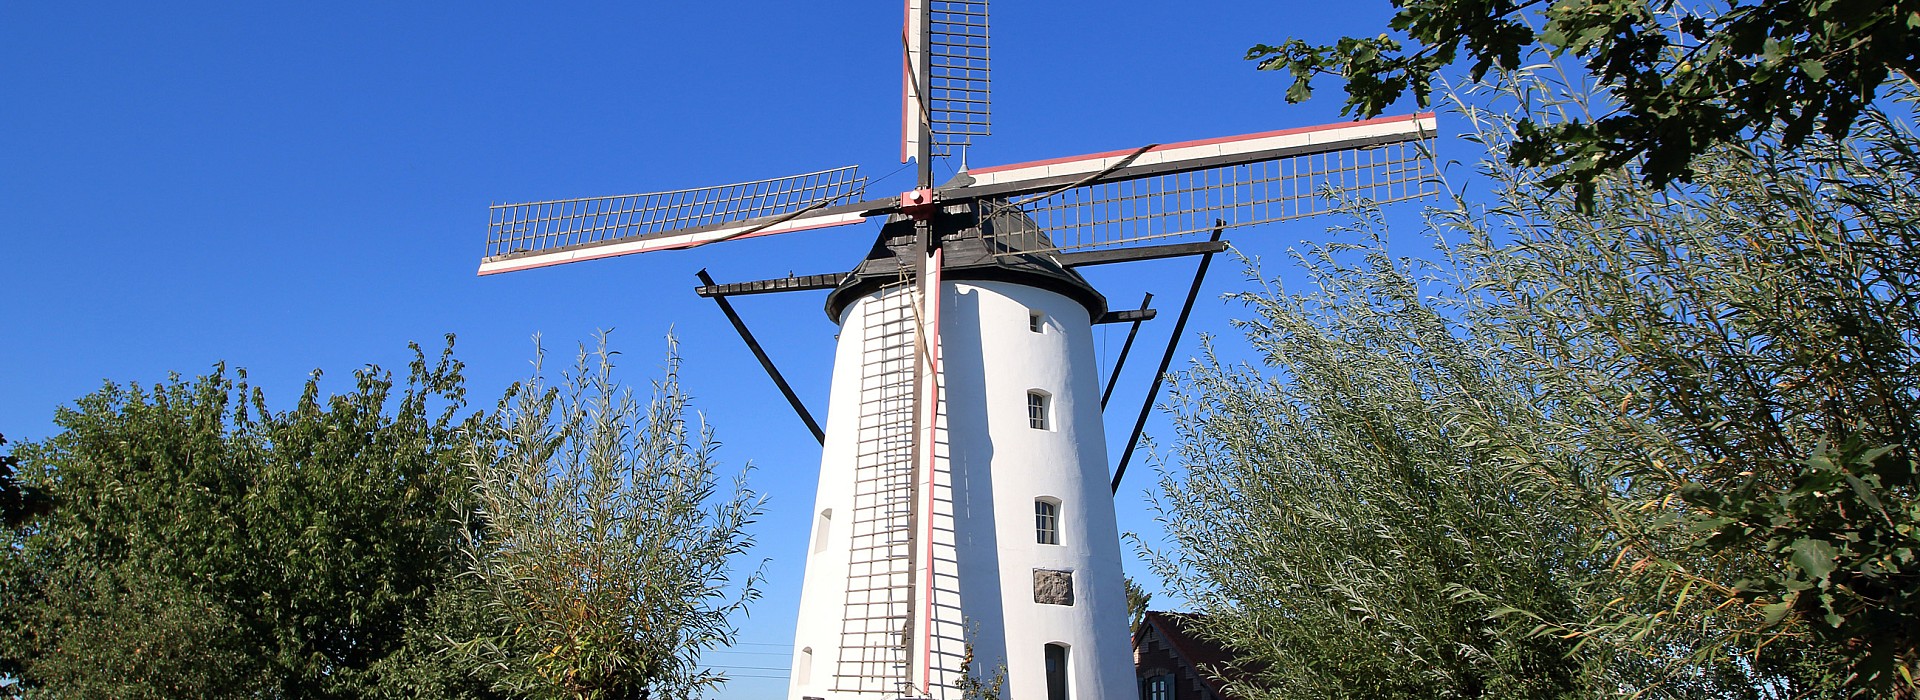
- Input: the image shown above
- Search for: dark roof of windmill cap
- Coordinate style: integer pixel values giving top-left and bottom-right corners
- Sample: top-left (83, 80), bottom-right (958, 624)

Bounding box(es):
top-left (824, 199), bottom-right (1108, 322)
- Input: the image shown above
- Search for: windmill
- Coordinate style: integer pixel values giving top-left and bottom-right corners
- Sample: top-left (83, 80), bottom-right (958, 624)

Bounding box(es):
top-left (477, 2), bottom-right (1436, 698)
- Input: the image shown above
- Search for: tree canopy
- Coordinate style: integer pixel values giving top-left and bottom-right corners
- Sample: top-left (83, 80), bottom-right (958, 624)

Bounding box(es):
top-left (1251, 0), bottom-right (1920, 199)
top-left (1150, 71), bottom-right (1919, 698)
top-left (0, 435), bottom-right (52, 530)
top-left (450, 336), bottom-right (764, 700)
top-left (1, 335), bottom-right (764, 699)
top-left (1, 340), bottom-right (483, 698)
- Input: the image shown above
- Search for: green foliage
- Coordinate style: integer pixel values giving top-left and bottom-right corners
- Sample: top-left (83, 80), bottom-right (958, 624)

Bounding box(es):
top-left (1442, 71), bottom-right (1920, 694)
top-left (0, 435), bottom-right (52, 529)
top-left (452, 334), bottom-right (764, 700)
top-left (17, 563), bottom-right (265, 698)
top-left (954, 632), bottom-right (1008, 700)
top-left (364, 576), bottom-right (511, 700)
top-left (1147, 219), bottom-right (1604, 699)
top-left (1248, 0), bottom-right (1920, 199)
top-left (0, 433), bottom-right (52, 687)
top-left (1125, 575), bottom-right (1153, 633)
top-left (0, 339), bottom-right (489, 698)
top-left (1152, 70), bottom-right (1920, 698)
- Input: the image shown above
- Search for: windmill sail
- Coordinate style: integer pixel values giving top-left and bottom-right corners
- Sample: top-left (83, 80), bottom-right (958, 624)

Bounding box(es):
top-left (904, 0), bottom-right (991, 164)
top-left (479, 166), bottom-right (874, 275)
top-left (952, 113), bottom-right (1437, 253)
top-left (928, 0), bottom-right (990, 157)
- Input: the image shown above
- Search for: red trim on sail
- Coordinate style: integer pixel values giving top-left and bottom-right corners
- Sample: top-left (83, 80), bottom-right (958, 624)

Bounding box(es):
top-left (474, 216), bottom-right (862, 276)
top-left (970, 112), bottom-right (1435, 175)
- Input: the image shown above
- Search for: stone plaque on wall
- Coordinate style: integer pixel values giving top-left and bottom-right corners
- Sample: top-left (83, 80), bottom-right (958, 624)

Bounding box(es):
top-left (1033, 569), bottom-right (1074, 606)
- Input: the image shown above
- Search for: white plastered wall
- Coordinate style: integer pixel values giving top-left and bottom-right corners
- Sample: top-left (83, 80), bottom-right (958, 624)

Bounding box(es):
top-left (790, 279), bottom-right (1132, 700)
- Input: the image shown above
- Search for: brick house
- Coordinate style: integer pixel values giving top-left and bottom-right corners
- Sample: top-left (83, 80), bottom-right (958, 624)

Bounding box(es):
top-left (1132, 611), bottom-right (1258, 700)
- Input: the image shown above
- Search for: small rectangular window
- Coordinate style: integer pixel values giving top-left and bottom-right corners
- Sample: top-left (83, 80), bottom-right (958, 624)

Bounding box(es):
top-left (1035, 500), bottom-right (1059, 545)
top-left (1029, 311), bottom-right (1045, 333)
top-left (1028, 391), bottom-right (1049, 430)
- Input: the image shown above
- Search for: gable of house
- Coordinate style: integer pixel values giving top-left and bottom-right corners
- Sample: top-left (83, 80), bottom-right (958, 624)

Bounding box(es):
top-left (1132, 611), bottom-right (1253, 700)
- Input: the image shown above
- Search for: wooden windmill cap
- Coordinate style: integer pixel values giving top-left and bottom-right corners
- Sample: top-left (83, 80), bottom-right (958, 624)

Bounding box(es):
top-left (824, 199), bottom-right (1109, 323)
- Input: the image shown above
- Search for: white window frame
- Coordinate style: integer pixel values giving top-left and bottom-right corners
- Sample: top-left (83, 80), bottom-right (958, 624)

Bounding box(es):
top-left (1035, 498), bottom-right (1061, 545)
top-left (1027, 390), bottom-right (1051, 430)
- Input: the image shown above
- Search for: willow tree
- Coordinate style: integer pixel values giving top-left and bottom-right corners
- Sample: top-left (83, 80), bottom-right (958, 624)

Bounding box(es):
top-left (1147, 221), bottom-right (1607, 699)
top-left (1150, 73), bottom-right (1918, 698)
top-left (453, 335), bottom-right (764, 700)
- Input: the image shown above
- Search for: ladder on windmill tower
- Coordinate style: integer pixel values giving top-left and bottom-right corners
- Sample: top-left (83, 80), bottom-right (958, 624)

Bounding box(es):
top-left (835, 271), bottom-right (965, 696)
top-left (833, 276), bottom-right (919, 695)
top-left (474, 0), bottom-right (1438, 697)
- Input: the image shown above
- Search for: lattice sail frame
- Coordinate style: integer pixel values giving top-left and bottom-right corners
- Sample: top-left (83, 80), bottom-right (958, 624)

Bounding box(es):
top-left (994, 138), bottom-right (1432, 254)
top-left (949, 112), bottom-right (1439, 255)
top-left (903, 0), bottom-right (991, 163)
top-left (477, 114), bottom-right (1437, 276)
top-left (482, 166), bottom-right (867, 267)
top-left (928, 0), bottom-right (989, 156)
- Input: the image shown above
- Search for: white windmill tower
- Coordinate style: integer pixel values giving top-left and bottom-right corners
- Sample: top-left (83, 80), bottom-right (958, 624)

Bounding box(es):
top-left (476, 2), bottom-right (1437, 698)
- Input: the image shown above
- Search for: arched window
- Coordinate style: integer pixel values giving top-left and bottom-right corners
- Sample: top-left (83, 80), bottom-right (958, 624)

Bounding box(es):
top-left (1142, 672), bottom-right (1174, 700)
top-left (812, 508), bottom-right (833, 554)
top-left (1035, 498), bottom-right (1060, 545)
top-left (1027, 390), bottom-right (1050, 430)
top-left (1044, 643), bottom-right (1070, 700)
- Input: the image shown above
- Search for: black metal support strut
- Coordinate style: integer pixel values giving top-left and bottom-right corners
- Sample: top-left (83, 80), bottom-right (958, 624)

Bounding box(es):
top-left (694, 269), bottom-right (826, 445)
top-left (1110, 224), bottom-right (1224, 494)
top-left (1100, 292), bottom-right (1153, 410)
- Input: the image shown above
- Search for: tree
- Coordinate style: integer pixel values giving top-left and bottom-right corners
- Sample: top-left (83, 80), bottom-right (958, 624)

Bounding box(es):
top-left (364, 575), bottom-right (512, 700)
top-left (955, 631), bottom-right (1008, 700)
top-left (0, 435), bottom-right (52, 529)
top-left (451, 335), bottom-right (764, 700)
top-left (1433, 71), bottom-right (1920, 695)
top-left (1150, 71), bottom-right (1918, 697)
top-left (0, 433), bottom-right (52, 687)
top-left (1124, 575), bottom-right (1153, 634)
top-left (1250, 0), bottom-right (1920, 199)
top-left (14, 563), bottom-right (264, 698)
top-left (0, 339), bottom-right (490, 698)
top-left (1146, 219), bottom-right (1608, 699)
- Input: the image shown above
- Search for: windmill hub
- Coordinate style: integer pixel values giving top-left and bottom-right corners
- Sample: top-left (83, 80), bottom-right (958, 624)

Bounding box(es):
top-left (898, 188), bottom-right (939, 219)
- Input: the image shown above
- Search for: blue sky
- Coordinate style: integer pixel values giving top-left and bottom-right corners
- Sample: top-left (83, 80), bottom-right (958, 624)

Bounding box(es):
top-left (3, 1), bottom-right (1423, 696)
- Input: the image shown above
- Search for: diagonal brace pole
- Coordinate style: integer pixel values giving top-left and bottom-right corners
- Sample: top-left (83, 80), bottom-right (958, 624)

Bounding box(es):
top-left (1110, 224), bottom-right (1223, 494)
top-left (694, 269), bottom-right (826, 445)
top-left (1100, 292), bottom-right (1154, 410)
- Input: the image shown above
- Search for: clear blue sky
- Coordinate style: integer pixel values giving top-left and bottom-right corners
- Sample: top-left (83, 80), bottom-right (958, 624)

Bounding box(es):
top-left (2, 1), bottom-right (1421, 696)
